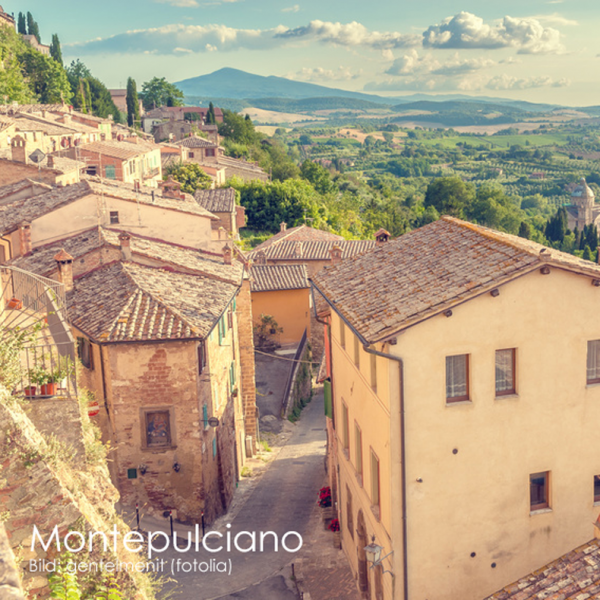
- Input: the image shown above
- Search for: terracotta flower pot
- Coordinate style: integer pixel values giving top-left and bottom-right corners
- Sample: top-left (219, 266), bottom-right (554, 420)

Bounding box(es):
top-left (7, 298), bottom-right (22, 310)
top-left (40, 383), bottom-right (58, 396)
top-left (24, 386), bottom-right (36, 397)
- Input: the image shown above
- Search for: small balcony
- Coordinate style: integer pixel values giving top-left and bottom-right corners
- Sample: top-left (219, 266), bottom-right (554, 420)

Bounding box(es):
top-left (1, 266), bottom-right (77, 399)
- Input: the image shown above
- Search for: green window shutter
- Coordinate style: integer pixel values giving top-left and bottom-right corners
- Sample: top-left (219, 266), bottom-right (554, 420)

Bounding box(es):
top-left (212, 437), bottom-right (217, 457)
top-left (218, 318), bottom-right (223, 345)
top-left (202, 405), bottom-right (208, 430)
top-left (324, 379), bottom-right (332, 418)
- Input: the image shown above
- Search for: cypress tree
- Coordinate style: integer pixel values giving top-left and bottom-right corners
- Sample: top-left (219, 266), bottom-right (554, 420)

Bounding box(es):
top-left (26, 12), bottom-right (41, 42)
top-left (17, 12), bottom-right (27, 35)
top-left (76, 80), bottom-right (87, 113)
top-left (518, 221), bottom-right (531, 240)
top-left (583, 245), bottom-right (592, 261)
top-left (207, 101), bottom-right (216, 125)
top-left (126, 77), bottom-right (141, 128)
top-left (50, 34), bottom-right (63, 65)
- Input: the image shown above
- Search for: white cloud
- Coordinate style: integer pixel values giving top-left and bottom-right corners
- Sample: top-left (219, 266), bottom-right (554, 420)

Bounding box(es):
top-left (486, 74), bottom-right (570, 90)
top-left (173, 47), bottom-right (193, 53)
top-left (275, 20), bottom-right (420, 49)
top-left (282, 4), bottom-right (300, 12)
top-left (287, 66), bottom-right (363, 82)
top-left (70, 20), bottom-right (420, 55)
top-left (157, 0), bottom-right (199, 6)
top-left (385, 50), bottom-right (495, 77)
top-left (529, 13), bottom-right (578, 26)
top-left (422, 11), bottom-right (564, 54)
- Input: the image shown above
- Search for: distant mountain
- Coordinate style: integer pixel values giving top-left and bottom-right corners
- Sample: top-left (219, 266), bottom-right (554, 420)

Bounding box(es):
top-left (176, 68), bottom-right (564, 114)
top-left (176, 68), bottom-right (390, 104)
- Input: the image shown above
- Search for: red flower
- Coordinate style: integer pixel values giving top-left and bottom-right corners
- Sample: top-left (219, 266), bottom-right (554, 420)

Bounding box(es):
top-left (318, 486), bottom-right (332, 507)
top-left (329, 518), bottom-right (340, 532)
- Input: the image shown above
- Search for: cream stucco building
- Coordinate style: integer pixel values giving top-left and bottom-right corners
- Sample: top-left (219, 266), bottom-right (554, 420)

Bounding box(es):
top-left (312, 216), bottom-right (600, 600)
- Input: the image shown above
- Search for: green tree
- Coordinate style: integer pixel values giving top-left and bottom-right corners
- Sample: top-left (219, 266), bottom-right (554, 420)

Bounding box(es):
top-left (17, 12), bottom-right (26, 35)
top-left (26, 11), bottom-right (40, 42)
top-left (583, 244), bottom-right (593, 261)
top-left (165, 163), bottom-right (212, 194)
top-left (126, 77), bottom-right (140, 128)
top-left (218, 110), bottom-right (261, 146)
top-left (206, 101), bottom-right (216, 125)
top-left (0, 26), bottom-right (36, 103)
top-left (49, 34), bottom-right (62, 65)
top-left (19, 46), bottom-right (72, 103)
top-left (518, 221), bottom-right (531, 239)
top-left (300, 160), bottom-right (336, 195)
top-left (140, 77), bottom-right (184, 110)
top-left (424, 177), bottom-right (475, 218)
top-left (76, 80), bottom-right (88, 114)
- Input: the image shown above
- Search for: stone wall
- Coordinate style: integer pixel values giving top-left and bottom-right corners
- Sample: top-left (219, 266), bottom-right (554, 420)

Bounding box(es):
top-left (0, 389), bottom-right (154, 598)
top-left (236, 279), bottom-right (258, 445)
top-left (0, 524), bottom-right (25, 599)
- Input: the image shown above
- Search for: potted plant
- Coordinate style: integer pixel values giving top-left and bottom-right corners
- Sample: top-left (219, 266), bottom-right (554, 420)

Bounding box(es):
top-left (329, 518), bottom-right (341, 549)
top-left (41, 361), bottom-right (71, 396)
top-left (318, 486), bottom-right (333, 521)
top-left (27, 365), bottom-right (47, 397)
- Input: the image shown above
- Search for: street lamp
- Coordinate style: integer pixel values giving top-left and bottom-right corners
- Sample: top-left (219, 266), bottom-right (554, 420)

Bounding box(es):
top-left (364, 536), bottom-right (394, 576)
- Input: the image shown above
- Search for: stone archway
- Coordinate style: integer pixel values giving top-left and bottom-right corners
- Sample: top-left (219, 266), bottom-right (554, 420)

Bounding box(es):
top-left (356, 509), bottom-right (369, 595)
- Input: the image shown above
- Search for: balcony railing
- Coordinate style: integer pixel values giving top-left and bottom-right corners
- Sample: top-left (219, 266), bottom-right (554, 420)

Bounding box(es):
top-left (1, 266), bottom-right (77, 399)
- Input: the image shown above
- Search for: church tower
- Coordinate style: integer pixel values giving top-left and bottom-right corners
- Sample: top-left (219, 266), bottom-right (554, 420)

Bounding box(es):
top-left (572, 178), bottom-right (595, 230)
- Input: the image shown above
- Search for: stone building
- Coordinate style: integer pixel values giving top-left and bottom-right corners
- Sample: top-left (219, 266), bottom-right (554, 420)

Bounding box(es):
top-left (0, 5), bottom-right (14, 29)
top-left (9, 228), bottom-right (258, 524)
top-left (194, 188), bottom-right (246, 239)
top-left (313, 216), bottom-right (600, 600)
top-left (566, 177), bottom-right (600, 231)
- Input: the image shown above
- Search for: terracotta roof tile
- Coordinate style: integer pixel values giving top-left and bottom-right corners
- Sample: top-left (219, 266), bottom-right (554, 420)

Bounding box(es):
top-left (250, 239), bottom-right (375, 262)
top-left (485, 540), bottom-right (600, 600)
top-left (253, 224), bottom-right (344, 251)
top-left (10, 227), bottom-right (243, 285)
top-left (194, 188), bottom-right (236, 213)
top-left (68, 262), bottom-right (237, 342)
top-left (175, 136), bottom-right (218, 149)
top-left (312, 217), bottom-right (600, 343)
top-left (250, 264), bottom-right (308, 292)
top-left (0, 179), bottom-right (216, 234)
top-left (78, 140), bottom-right (152, 160)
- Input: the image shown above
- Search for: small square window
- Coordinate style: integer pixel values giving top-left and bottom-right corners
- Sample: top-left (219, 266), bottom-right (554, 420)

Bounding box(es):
top-left (446, 354), bottom-right (469, 403)
top-left (495, 349), bottom-right (516, 396)
top-left (587, 341), bottom-right (600, 384)
top-left (127, 468), bottom-right (137, 479)
top-left (594, 476), bottom-right (600, 503)
top-left (530, 471), bottom-right (550, 511)
top-left (110, 211), bottom-right (119, 224)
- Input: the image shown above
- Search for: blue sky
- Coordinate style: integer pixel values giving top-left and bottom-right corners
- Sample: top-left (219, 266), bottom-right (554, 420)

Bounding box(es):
top-left (9, 0), bottom-right (600, 105)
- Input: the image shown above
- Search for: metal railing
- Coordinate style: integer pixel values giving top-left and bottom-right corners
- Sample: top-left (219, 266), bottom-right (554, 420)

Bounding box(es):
top-left (1, 266), bottom-right (76, 399)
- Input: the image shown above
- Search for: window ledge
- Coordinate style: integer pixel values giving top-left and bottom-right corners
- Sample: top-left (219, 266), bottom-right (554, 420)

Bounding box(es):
top-left (495, 393), bottom-right (519, 400)
top-left (586, 382), bottom-right (600, 388)
top-left (530, 507), bottom-right (552, 516)
top-left (445, 400), bottom-right (473, 407)
top-left (594, 501), bottom-right (600, 507)
top-left (355, 472), bottom-right (363, 488)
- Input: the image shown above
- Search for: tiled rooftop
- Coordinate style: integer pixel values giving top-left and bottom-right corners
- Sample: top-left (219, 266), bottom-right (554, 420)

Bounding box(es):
top-left (10, 227), bottom-right (243, 285)
top-left (0, 179), bottom-right (217, 233)
top-left (194, 188), bottom-right (236, 213)
top-left (176, 136), bottom-right (218, 149)
top-left (250, 239), bottom-right (375, 262)
top-left (250, 264), bottom-right (309, 292)
top-left (78, 140), bottom-right (152, 160)
top-left (68, 261), bottom-right (238, 342)
top-left (485, 539), bottom-right (600, 600)
top-left (0, 178), bottom-right (52, 203)
top-left (312, 216), bottom-right (600, 343)
top-left (253, 224), bottom-right (344, 251)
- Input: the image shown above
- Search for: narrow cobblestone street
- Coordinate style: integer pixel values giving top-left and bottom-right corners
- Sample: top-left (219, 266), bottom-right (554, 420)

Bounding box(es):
top-left (152, 388), bottom-right (331, 599)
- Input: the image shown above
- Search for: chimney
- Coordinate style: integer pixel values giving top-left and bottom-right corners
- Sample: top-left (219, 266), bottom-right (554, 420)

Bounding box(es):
top-left (330, 244), bottom-right (342, 265)
top-left (375, 228), bottom-right (391, 246)
top-left (18, 222), bottom-right (32, 256)
top-left (46, 155), bottom-right (54, 169)
top-left (159, 176), bottom-right (184, 200)
top-left (280, 222), bottom-right (287, 233)
top-left (223, 244), bottom-right (232, 265)
top-left (119, 232), bottom-right (132, 261)
top-left (10, 135), bottom-right (27, 164)
top-left (54, 249), bottom-right (74, 292)
top-left (63, 113), bottom-right (71, 126)
top-left (294, 241), bottom-right (303, 258)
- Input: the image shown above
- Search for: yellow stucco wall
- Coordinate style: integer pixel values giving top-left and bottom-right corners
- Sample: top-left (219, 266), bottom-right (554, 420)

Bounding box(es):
top-left (330, 265), bottom-right (600, 600)
top-left (251, 288), bottom-right (311, 345)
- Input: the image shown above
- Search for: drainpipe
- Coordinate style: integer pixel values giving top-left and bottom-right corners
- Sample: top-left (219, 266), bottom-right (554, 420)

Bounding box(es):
top-left (310, 279), bottom-right (408, 600)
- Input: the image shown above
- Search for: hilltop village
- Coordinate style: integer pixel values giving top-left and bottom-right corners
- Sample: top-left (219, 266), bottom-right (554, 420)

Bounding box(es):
top-left (5, 7), bottom-right (600, 600)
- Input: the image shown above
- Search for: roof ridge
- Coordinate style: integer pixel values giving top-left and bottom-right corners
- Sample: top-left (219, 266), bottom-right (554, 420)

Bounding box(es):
top-left (441, 216), bottom-right (544, 260)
